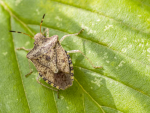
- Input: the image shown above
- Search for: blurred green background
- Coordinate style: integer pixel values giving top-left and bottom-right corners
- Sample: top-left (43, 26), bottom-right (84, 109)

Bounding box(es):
top-left (0, 0), bottom-right (150, 113)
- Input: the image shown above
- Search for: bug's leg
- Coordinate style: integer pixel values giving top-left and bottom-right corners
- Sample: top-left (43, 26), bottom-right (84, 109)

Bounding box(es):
top-left (25, 59), bottom-right (33, 77)
top-left (43, 28), bottom-right (49, 38)
top-left (25, 70), bottom-right (33, 77)
top-left (60, 29), bottom-right (84, 43)
top-left (36, 75), bottom-right (59, 98)
top-left (16, 47), bottom-right (33, 76)
top-left (67, 50), bottom-right (102, 69)
top-left (16, 47), bottom-right (31, 52)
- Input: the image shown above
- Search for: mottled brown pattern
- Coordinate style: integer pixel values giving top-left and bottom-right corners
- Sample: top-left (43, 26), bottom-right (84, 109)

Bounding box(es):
top-left (56, 42), bottom-right (70, 74)
top-left (27, 34), bottom-right (73, 90)
top-left (54, 72), bottom-right (72, 90)
top-left (27, 34), bottom-right (58, 59)
top-left (10, 14), bottom-right (86, 96)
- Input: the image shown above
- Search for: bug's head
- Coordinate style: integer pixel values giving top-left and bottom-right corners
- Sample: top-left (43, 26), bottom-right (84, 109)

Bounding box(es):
top-left (34, 33), bottom-right (45, 45)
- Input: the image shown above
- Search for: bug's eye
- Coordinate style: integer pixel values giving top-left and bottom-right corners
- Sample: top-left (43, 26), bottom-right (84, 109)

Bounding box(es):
top-left (34, 42), bottom-right (37, 45)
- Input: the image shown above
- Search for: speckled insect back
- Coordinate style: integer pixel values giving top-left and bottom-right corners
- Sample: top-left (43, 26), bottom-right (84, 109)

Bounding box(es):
top-left (27, 34), bottom-right (74, 90)
top-left (10, 14), bottom-right (102, 98)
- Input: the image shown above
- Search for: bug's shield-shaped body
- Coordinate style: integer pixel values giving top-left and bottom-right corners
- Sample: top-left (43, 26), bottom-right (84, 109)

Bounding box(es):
top-left (27, 33), bottom-right (74, 90)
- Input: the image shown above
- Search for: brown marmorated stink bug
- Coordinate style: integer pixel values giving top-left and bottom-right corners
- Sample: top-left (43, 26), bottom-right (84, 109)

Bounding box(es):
top-left (10, 14), bottom-right (102, 98)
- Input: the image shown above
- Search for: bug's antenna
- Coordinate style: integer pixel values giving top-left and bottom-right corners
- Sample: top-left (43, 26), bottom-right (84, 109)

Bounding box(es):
top-left (10, 31), bottom-right (33, 38)
top-left (40, 14), bottom-right (45, 34)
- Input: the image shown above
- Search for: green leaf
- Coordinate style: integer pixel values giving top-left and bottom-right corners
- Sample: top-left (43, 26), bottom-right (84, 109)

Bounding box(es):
top-left (1, 0), bottom-right (150, 113)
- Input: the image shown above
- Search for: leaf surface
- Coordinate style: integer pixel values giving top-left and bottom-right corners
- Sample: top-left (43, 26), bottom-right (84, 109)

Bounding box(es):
top-left (0, 0), bottom-right (150, 113)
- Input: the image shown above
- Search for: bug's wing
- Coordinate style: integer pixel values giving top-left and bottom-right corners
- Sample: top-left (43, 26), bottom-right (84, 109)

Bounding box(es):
top-left (34, 41), bottom-right (71, 74)
top-left (31, 59), bottom-right (73, 90)
top-left (37, 49), bottom-right (58, 73)
top-left (31, 59), bottom-right (55, 84)
top-left (35, 42), bottom-right (73, 90)
top-left (27, 35), bottom-right (58, 59)
top-left (53, 72), bottom-right (73, 90)
top-left (55, 42), bottom-right (70, 74)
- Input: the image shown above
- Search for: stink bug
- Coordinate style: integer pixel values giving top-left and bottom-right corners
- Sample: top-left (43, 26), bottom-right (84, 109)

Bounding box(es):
top-left (10, 14), bottom-right (102, 98)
